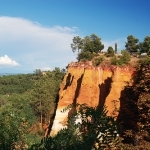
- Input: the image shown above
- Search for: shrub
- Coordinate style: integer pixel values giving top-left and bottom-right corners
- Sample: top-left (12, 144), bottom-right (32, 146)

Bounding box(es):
top-left (92, 56), bottom-right (105, 66)
top-left (111, 50), bottom-right (131, 66)
top-left (30, 104), bottom-right (122, 150)
top-left (77, 51), bottom-right (95, 62)
top-left (105, 52), bottom-right (115, 57)
top-left (105, 46), bottom-right (115, 57)
top-left (111, 56), bottom-right (118, 65)
top-left (111, 56), bottom-right (124, 66)
top-left (138, 57), bottom-right (150, 65)
top-left (120, 50), bottom-right (131, 64)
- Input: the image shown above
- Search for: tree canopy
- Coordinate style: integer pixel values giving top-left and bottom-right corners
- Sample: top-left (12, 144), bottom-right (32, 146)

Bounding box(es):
top-left (71, 34), bottom-right (104, 54)
top-left (125, 35), bottom-right (139, 54)
top-left (105, 46), bottom-right (115, 57)
top-left (83, 34), bottom-right (104, 53)
top-left (139, 36), bottom-right (150, 53)
top-left (71, 36), bottom-right (83, 54)
top-left (0, 68), bottom-right (65, 149)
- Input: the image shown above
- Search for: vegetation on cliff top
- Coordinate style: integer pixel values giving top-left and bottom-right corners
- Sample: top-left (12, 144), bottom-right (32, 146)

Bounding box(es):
top-left (71, 34), bottom-right (150, 67)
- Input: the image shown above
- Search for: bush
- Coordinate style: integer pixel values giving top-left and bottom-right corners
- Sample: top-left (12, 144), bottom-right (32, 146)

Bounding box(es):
top-left (105, 52), bottom-right (115, 57)
top-left (105, 46), bottom-right (115, 57)
top-left (92, 56), bottom-right (105, 66)
top-left (111, 50), bottom-right (131, 66)
top-left (138, 57), bottom-right (150, 65)
top-left (30, 104), bottom-right (122, 150)
top-left (77, 51), bottom-right (95, 61)
top-left (110, 56), bottom-right (124, 66)
top-left (120, 50), bottom-right (131, 64)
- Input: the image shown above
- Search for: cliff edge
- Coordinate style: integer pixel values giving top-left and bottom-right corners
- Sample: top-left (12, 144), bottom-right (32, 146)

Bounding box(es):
top-left (51, 61), bottom-right (136, 135)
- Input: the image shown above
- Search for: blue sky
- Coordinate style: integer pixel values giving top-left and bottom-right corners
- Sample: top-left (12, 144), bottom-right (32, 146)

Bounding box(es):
top-left (0, 0), bottom-right (150, 73)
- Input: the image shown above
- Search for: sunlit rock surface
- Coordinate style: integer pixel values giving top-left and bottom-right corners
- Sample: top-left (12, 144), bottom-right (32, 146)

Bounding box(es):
top-left (51, 61), bottom-right (136, 135)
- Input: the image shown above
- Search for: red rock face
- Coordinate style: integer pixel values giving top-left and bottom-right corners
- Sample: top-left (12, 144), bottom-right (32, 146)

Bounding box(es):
top-left (51, 62), bottom-right (136, 135)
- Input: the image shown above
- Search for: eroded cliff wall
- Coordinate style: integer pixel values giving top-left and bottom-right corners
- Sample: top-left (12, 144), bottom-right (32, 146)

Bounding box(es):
top-left (51, 62), bottom-right (136, 135)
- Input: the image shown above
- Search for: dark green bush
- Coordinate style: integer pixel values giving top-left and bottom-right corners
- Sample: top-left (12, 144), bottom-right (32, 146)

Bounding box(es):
top-left (92, 56), bottom-right (105, 66)
top-left (105, 46), bottom-right (115, 57)
top-left (77, 51), bottom-right (95, 61)
top-left (110, 56), bottom-right (124, 66)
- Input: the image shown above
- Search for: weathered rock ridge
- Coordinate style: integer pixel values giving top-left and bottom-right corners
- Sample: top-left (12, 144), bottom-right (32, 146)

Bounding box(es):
top-left (51, 62), bottom-right (136, 135)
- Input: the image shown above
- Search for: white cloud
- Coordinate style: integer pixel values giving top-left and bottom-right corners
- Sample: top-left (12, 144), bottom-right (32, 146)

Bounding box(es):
top-left (0, 55), bottom-right (20, 67)
top-left (0, 16), bottom-right (78, 73)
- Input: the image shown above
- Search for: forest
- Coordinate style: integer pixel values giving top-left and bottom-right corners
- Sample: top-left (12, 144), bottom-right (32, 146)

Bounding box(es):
top-left (0, 68), bottom-right (65, 149)
top-left (0, 34), bottom-right (150, 149)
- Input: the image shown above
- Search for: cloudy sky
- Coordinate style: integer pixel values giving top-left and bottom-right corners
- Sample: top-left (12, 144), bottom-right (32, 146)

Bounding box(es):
top-left (0, 0), bottom-right (150, 73)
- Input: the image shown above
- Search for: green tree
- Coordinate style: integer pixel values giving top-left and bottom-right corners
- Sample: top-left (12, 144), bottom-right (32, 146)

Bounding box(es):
top-left (0, 74), bottom-right (35, 95)
top-left (71, 36), bottom-right (83, 54)
top-left (83, 34), bottom-right (104, 53)
top-left (30, 68), bottom-right (65, 130)
top-left (31, 78), bottom-right (56, 129)
top-left (115, 43), bottom-right (117, 54)
top-left (71, 34), bottom-right (104, 55)
top-left (105, 46), bottom-right (115, 57)
top-left (125, 35), bottom-right (139, 54)
top-left (120, 50), bottom-right (131, 64)
top-left (0, 94), bottom-right (37, 149)
top-left (34, 69), bottom-right (42, 76)
top-left (139, 36), bottom-right (150, 53)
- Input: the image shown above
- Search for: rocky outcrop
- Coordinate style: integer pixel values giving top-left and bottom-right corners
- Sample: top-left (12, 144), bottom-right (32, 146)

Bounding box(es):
top-left (50, 61), bottom-right (136, 135)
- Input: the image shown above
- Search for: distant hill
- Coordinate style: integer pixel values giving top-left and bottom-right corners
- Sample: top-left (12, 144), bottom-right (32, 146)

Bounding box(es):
top-left (0, 73), bottom-right (19, 76)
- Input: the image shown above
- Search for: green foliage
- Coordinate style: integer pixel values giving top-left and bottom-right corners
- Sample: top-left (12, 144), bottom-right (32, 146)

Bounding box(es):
top-left (71, 34), bottom-right (104, 55)
top-left (92, 56), bottom-right (105, 66)
top-left (125, 35), bottom-right (139, 54)
top-left (105, 46), bottom-right (115, 57)
top-left (0, 74), bottom-right (35, 95)
top-left (115, 43), bottom-right (117, 54)
top-left (31, 104), bottom-right (122, 150)
top-left (111, 50), bottom-right (131, 66)
top-left (83, 34), bottom-right (104, 53)
top-left (77, 51), bottom-right (95, 61)
top-left (110, 56), bottom-right (125, 66)
top-left (34, 69), bottom-right (42, 76)
top-left (120, 50), bottom-right (131, 64)
top-left (138, 57), bottom-right (150, 65)
top-left (0, 94), bottom-right (37, 149)
top-left (139, 36), bottom-right (150, 53)
top-left (0, 67), bottom-right (65, 149)
top-left (30, 68), bottom-right (65, 125)
top-left (110, 56), bottom-right (119, 65)
top-left (71, 36), bottom-right (83, 54)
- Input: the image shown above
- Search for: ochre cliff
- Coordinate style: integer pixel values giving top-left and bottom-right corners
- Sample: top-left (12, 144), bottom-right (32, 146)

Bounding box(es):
top-left (51, 61), bottom-right (136, 135)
